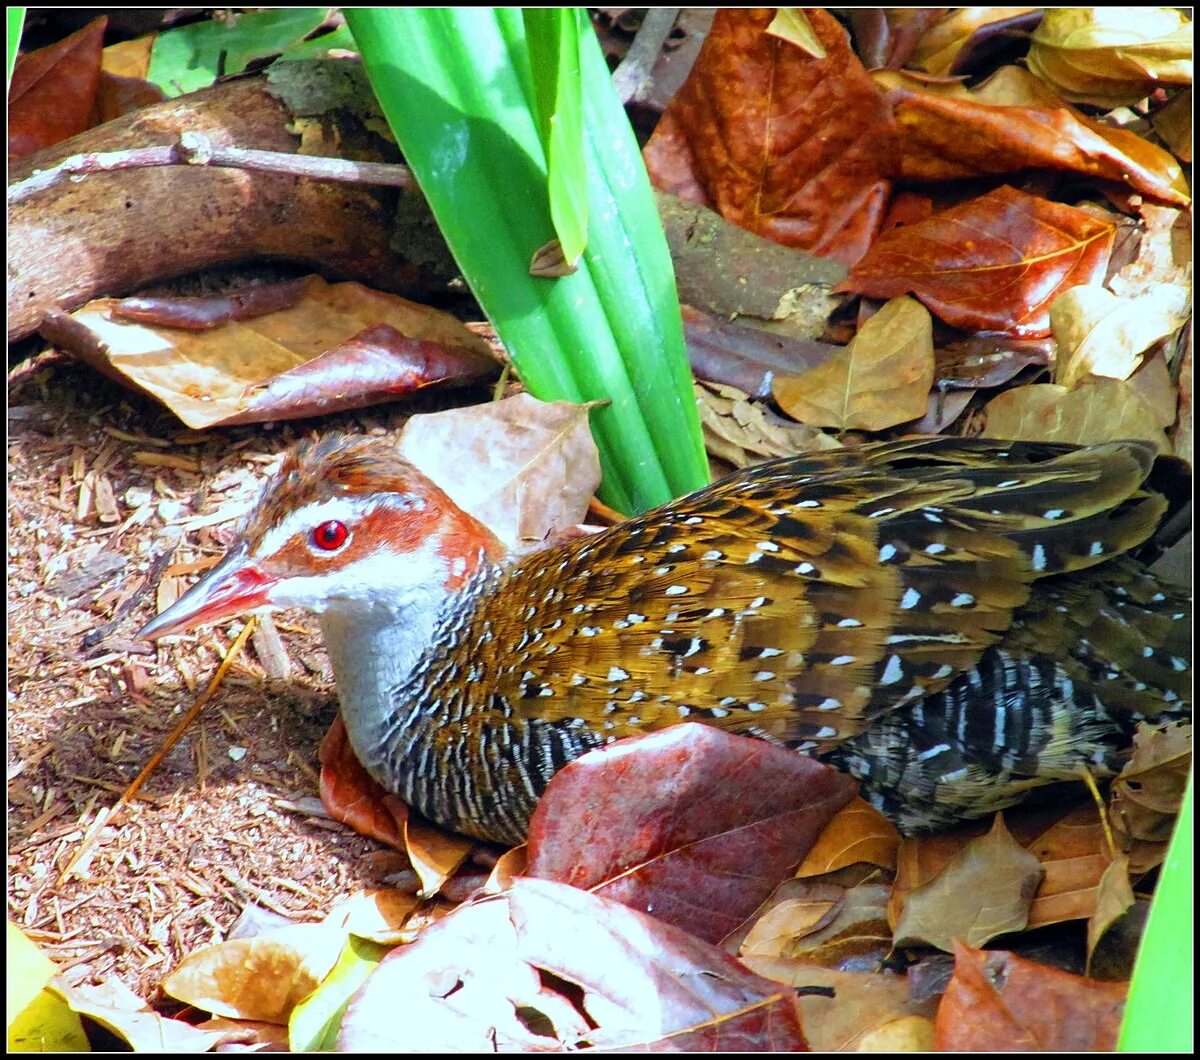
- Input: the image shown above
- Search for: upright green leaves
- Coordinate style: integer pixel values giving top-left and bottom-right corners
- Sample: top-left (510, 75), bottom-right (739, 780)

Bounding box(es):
top-left (523, 8), bottom-right (588, 268)
top-left (7, 6), bottom-right (24, 85)
top-left (343, 9), bottom-right (708, 513)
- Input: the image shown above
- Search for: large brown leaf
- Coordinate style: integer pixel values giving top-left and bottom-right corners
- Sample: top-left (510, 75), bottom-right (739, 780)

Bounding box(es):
top-left (935, 942), bottom-right (1127, 1050)
top-left (876, 67), bottom-right (1189, 206)
top-left (892, 815), bottom-right (1043, 951)
top-left (8, 17), bottom-right (107, 157)
top-left (643, 8), bottom-right (896, 267)
top-left (772, 295), bottom-right (934, 430)
top-left (44, 276), bottom-right (499, 429)
top-left (982, 377), bottom-right (1170, 451)
top-left (525, 724), bottom-right (858, 944)
top-left (337, 878), bottom-right (809, 1051)
top-left (839, 185), bottom-right (1115, 336)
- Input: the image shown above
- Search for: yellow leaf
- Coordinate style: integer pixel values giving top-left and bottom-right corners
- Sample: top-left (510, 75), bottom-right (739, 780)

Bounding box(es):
top-left (766, 9), bottom-right (827, 58)
top-left (982, 379), bottom-right (1170, 451)
top-left (773, 296), bottom-right (933, 431)
top-left (1051, 284), bottom-right (1190, 388)
top-left (1028, 8), bottom-right (1193, 108)
top-left (7, 923), bottom-right (56, 1028)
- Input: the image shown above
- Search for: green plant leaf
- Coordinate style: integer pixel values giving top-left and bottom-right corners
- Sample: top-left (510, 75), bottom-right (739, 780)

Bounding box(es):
top-left (524, 8), bottom-right (588, 268)
top-left (6, 6), bottom-right (23, 86)
top-left (289, 935), bottom-right (391, 1051)
top-left (148, 8), bottom-right (329, 95)
top-left (343, 8), bottom-right (708, 513)
top-left (1119, 769), bottom-right (1193, 1050)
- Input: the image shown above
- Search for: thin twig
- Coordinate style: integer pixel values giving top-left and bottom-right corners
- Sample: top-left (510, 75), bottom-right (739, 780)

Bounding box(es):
top-left (611, 8), bottom-right (682, 104)
top-left (8, 132), bottom-right (416, 206)
top-left (58, 617), bottom-right (258, 884)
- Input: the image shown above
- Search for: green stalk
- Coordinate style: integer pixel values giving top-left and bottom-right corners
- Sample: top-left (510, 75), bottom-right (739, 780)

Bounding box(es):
top-left (343, 8), bottom-right (708, 514)
top-left (7, 7), bottom-right (24, 85)
top-left (1118, 769), bottom-right (1192, 1050)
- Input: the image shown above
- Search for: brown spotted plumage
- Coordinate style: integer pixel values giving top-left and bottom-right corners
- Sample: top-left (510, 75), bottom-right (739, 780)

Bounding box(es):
top-left (139, 435), bottom-right (1191, 844)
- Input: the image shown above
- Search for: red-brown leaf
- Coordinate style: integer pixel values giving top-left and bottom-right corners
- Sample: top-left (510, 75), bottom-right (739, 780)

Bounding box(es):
top-left (9, 17), bottom-right (107, 158)
top-left (318, 715), bottom-right (409, 852)
top-left (525, 724), bottom-right (858, 943)
top-left (838, 185), bottom-right (1115, 336)
top-left (935, 941), bottom-right (1127, 1050)
top-left (881, 72), bottom-right (1189, 206)
top-left (643, 8), bottom-right (896, 267)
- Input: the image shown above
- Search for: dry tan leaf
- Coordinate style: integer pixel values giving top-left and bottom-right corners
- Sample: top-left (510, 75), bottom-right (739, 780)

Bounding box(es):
top-left (795, 797), bottom-right (900, 877)
top-left (59, 277), bottom-right (496, 429)
top-left (1086, 854), bottom-right (1135, 972)
top-left (322, 888), bottom-right (422, 946)
top-left (1028, 8), bottom-right (1193, 109)
top-left (1051, 284), bottom-right (1190, 387)
top-left (910, 8), bottom-right (1039, 75)
top-left (766, 9), bottom-right (827, 58)
top-left (161, 923), bottom-right (346, 1023)
top-left (773, 296), bottom-right (934, 430)
top-left (739, 894), bottom-right (844, 958)
top-left (740, 958), bottom-right (938, 1052)
top-left (893, 815), bottom-right (1043, 951)
top-left (1111, 721), bottom-right (1192, 844)
top-left (397, 393), bottom-right (601, 551)
top-left (982, 378), bottom-right (1170, 451)
top-left (48, 977), bottom-right (229, 1053)
top-left (1126, 351), bottom-right (1179, 429)
top-left (403, 816), bottom-right (475, 900)
top-left (741, 878), bottom-right (893, 967)
top-left (1108, 204), bottom-right (1193, 303)
top-left (697, 381), bottom-right (841, 468)
top-left (1152, 89), bottom-right (1192, 162)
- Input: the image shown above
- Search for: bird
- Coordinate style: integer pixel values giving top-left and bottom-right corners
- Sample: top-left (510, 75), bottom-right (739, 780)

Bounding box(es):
top-left (138, 433), bottom-right (1191, 845)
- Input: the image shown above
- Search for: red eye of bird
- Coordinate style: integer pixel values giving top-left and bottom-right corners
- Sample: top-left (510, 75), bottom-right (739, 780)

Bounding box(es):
top-left (311, 519), bottom-right (349, 552)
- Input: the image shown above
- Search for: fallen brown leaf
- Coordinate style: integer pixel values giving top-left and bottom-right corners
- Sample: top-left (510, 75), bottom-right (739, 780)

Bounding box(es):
top-left (795, 797), bottom-right (900, 877)
top-left (935, 941), bottom-right (1127, 1050)
top-left (773, 295), bottom-right (934, 430)
top-left (337, 878), bottom-right (809, 1051)
top-left (892, 815), bottom-right (1043, 951)
top-left (982, 377), bottom-right (1170, 451)
top-left (644, 8), bottom-right (896, 267)
top-left (397, 393), bottom-right (601, 551)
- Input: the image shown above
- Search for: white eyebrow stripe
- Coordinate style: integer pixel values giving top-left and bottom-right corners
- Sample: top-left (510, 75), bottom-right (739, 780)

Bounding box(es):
top-left (257, 494), bottom-right (421, 556)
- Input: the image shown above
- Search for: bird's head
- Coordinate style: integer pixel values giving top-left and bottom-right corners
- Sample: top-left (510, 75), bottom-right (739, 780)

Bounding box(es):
top-left (138, 434), bottom-right (504, 640)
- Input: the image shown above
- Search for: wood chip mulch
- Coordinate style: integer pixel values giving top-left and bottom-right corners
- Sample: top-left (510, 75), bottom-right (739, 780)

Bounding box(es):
top-left (7, 355), bottom-right (486, 1002)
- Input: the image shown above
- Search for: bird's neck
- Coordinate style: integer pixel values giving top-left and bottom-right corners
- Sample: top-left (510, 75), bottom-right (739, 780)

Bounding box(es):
top-left (316, 554), bottom-right (504, 785)
top-left (318, 584), bottom-right (445, 778)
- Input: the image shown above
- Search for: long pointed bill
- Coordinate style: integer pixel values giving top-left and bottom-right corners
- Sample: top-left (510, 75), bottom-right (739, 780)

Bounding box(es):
top-left (137, 544), bottom-right (276, 640)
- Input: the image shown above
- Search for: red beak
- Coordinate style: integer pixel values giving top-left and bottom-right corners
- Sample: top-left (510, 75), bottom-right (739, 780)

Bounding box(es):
top-left (137, 544), bottom-right (275, 640)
